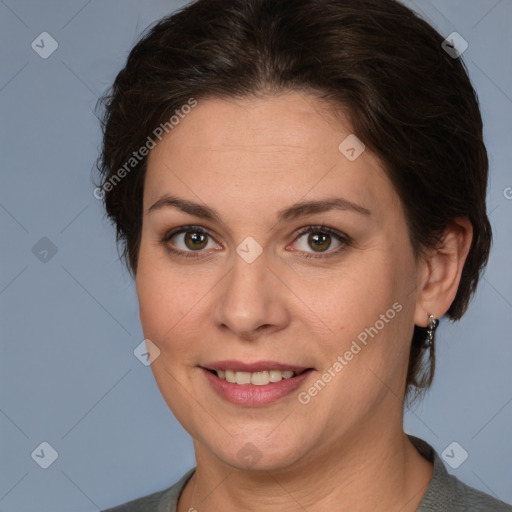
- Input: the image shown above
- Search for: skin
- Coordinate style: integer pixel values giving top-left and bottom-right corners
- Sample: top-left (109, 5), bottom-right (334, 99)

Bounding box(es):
top-left (136, 91), bottom-right (473, 511)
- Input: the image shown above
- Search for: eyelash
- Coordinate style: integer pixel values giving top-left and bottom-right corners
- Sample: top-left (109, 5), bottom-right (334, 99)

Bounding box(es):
top-left (161, 224), bottom-right (352, 260)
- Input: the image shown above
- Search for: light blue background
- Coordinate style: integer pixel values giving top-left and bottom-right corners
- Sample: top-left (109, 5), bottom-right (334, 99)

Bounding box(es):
top-left (1, 1), bottom-right (511, 510)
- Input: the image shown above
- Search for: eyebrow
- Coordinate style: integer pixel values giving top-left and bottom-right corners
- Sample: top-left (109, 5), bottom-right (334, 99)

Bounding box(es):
top-left (147, 194), bottom-right (371, 223)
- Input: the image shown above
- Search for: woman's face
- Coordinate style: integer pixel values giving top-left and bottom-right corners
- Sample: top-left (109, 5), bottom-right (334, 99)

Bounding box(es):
top-left (136, 92), bottom-right (426, 471)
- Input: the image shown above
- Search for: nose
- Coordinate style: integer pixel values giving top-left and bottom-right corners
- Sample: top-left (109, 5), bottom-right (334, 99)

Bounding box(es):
top-left (212, 249), bottom-right (291, 341)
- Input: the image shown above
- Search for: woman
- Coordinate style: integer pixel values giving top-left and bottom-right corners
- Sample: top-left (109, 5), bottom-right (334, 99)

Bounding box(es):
top-left (97, 0), bottom-right (511, 510)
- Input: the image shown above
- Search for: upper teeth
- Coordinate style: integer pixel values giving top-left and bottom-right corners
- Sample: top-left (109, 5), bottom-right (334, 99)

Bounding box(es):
top-left (216, 369), bottom-right (297, 385)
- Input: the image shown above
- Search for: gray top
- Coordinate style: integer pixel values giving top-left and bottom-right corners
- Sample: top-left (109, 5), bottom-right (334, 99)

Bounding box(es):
top-left (102, 435), bottom-right (512, 511)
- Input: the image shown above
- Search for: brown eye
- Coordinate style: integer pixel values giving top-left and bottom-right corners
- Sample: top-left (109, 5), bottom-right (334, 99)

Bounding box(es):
top-left (184, 231), bottom-right (208, 250)
top-left (307, 232), bottom-right (332, 252)
top-left (163, 226), bottom-right (219, 257)
top-left (291, 226), bottom-right (351, 259)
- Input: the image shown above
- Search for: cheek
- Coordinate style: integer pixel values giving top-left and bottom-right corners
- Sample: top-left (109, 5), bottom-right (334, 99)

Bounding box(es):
top-left (303, 250), bottom-right (415, 377)
top-left (294, 258), bottom-right (398, 335)
top-left (135, 241), bottom-right (218, 360)
top-left (136, 243), bottom-right (185, 341)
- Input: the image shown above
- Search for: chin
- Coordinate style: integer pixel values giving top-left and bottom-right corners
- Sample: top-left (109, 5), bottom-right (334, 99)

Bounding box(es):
top-left (205, 431), bottom-right (311, 472)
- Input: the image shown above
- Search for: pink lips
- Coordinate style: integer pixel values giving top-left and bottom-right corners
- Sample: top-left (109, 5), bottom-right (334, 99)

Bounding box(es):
top-left (200, 360), bottom-right (314, 406)
top-left (202, 360), bottom-right (310, 373)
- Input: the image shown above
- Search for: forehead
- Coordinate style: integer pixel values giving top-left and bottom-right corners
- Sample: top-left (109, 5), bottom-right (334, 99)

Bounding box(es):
top-left (144, 92), bottom-right (398, 219)
top-left (150, 92), bottom-right (353, 159)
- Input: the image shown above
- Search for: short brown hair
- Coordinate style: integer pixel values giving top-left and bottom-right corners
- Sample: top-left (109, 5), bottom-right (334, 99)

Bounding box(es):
top-left (95, 0), bottom-right (491, 403)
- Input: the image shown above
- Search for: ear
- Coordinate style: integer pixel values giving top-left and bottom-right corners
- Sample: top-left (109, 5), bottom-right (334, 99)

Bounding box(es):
top-left (414, 217), bottom-right (473, 327)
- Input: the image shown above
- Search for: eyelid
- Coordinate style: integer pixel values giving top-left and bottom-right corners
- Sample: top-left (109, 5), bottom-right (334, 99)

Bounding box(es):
top-left (293, 224), bottom-right (350, 242)
top-left (161, 224), bottom-right (351, 259)
top-left (162, 225), bottom-right (220, 259)
top-left (162, 224), bottom-right (210, 241)
top-left (289, 225), bottom-right (352, 259)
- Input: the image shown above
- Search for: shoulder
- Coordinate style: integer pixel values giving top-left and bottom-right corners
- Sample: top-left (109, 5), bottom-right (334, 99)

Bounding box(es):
top-left (451, 476), bottom-right (512, 511)
top-left (101, 488), bottom-right (166, 512)
top-left (101, 468), bottom-right (196, 512)
top-left (409, 435), bottom-right (512, 512)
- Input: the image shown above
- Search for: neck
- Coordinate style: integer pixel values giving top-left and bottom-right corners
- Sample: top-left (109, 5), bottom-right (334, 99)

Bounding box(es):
top-left (178, 424), bottom-right (433, 512)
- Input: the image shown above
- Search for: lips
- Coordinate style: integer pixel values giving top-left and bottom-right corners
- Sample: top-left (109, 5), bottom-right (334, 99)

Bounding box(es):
top-left (200, 360), bottom-right (314, 406)
top-left (201, 360), bottom-right (310, 373)
top-left (212, 368), bottom-right (303, 386)
top-left (201, 360), bottom-right (311, 385)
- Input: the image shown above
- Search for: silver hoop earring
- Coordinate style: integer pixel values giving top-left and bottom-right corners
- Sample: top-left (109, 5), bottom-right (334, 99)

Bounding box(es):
top-left (426, 313), bottom-right (439, 348)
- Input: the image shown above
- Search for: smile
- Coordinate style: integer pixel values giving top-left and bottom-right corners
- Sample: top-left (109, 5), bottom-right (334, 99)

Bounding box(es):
top-left (212, 369), bottom-right (303, 385)
top-left (201, 361), bottom-right (314, 406)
